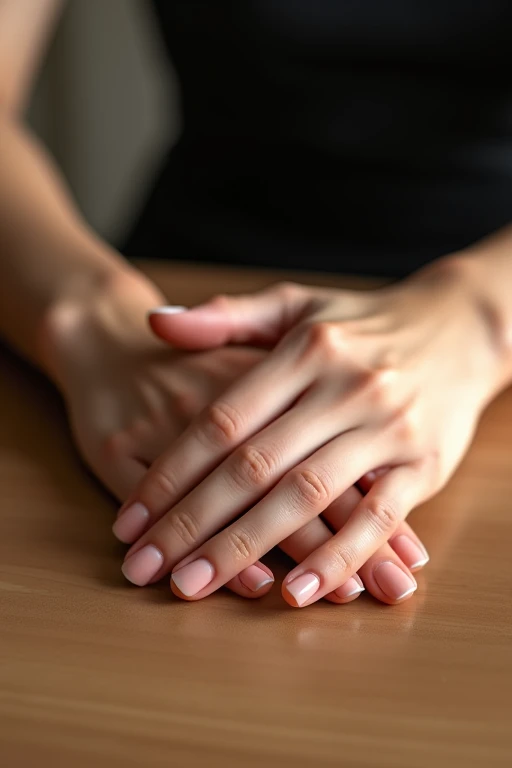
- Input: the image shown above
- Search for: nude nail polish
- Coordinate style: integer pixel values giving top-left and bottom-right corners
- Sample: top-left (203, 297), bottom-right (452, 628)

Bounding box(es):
top-left (391, 534), bottom-right (429, 569)
top-left (121, 544), bottom-right (164, 586)
top-left (374, 561), bottom-right (417, 600)
top-left (285, 573), bottom-right (320, 607)
top-left (171, 558), bottom-right (215, 596)
top-left (335, 574), bottom-right (365, 599)
top-left (112, 502), bottom-right (149, 543)
top-left (148, 306), bottom-right (187, 316)
top-left (239, 564), bottom-right (274, 592)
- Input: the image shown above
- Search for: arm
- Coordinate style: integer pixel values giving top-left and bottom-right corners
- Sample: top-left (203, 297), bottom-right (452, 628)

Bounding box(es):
top-left (0, 0), bottom-right (164, 385)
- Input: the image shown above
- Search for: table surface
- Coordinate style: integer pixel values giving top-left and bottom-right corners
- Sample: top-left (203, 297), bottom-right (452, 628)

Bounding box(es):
top-left (1, 262), bottom-right (511, 768)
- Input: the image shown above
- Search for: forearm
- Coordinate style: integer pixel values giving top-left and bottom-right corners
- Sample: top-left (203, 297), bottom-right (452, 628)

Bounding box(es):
top-left (0, 114), bottom-right (160, 376)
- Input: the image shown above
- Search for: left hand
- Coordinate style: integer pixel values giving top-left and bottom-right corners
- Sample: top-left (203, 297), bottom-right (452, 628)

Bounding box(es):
top-left (120, 257), bottom-right (502, 607)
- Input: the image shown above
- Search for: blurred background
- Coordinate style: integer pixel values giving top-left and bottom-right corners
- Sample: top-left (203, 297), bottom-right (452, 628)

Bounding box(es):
top-left (28, 0), bottom-right (178, 245)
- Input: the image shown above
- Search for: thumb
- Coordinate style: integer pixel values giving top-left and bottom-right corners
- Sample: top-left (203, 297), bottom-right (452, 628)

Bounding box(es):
top-left (147, 282), bottom-right (311, 350)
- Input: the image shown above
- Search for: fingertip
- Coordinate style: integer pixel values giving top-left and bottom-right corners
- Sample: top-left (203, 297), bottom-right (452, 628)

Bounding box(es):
top-left (364, 560), bottom-right (418, 606)
top-left (148, 305), bottom-right (188, 317)
top-left (232, 577), bottom-right (275, 599)
top-left (169, 578), bottom-right (199, 601)
top-left (324, 590), bottom-right (363, 605)
top-left (281, 574), bottom-right (320, 608)
top-left (235, 563), bottom-right (275, 597)
top-left (148, 308), bottom-right (227, 350)
top-left (390, 533), bottom-right (430, 572)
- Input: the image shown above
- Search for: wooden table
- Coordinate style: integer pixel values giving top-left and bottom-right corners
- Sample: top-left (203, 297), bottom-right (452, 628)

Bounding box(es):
top-left (1, 263), bottom-right (511, 768)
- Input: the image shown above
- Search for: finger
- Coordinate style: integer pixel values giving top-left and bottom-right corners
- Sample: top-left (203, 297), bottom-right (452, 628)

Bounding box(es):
top-left (109, 447), bottom-right (277, 601)
top-left (162, 429), bottom-right (388, 600)
top-left (218, 562), bottom-right (275, 600)
top-left (279, 496), bottom-right (365, 605)
top-left (322, 485), bottom-right (430, 573)
top-left (389, 530), bottom-right (429, 572)
top-left (114, 388), bottom-right (359, 551)
top-left (283, 486), bottom-right (427, 605)
top-left (117, 339), bottom-right (316, 530)
top-left (148, 282), bottom-right (312, 350)
top-left (281, 464), bottom-right (429, 607)
top-left (355, 550), bottom-right (417, 606)
top-left (322, 487), bottom-right (422, 604)
top-left (357, 467), bottom-right (389, 494)
top-left (96, 455), bottom-right (148, 503)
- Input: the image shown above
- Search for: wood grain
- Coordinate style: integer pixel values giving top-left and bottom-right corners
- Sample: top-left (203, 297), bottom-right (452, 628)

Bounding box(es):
top-left (0, 262), bottom-right (511, 768)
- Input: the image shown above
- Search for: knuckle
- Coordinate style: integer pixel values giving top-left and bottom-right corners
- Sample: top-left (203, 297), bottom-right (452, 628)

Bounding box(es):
top-left (274, 280), bottom-right (302, 302)
top-left (305, 321), bottom-right (343, 359)
top-left (230, 444), bottom-right (278, 490)
top-left (167, 508), bottom-right (201, 548)
top-left (362, 367), bottom-right (398, 411)
top-left (149, 465), bottom-right (180, 501)
top-left (365, 496), bottom-right (399, 535)
top-left (203, 401), bottom-right (244, 447)
top-left (393, 404), bottom-right (422, 448)
top-left (291, 467), bottom-right (333, 509)
top-left (225, 529), bottom-right (259, 562)
top-left (209, 294), bottom-right (231, 312)
top-left (100, 432), bottom-right (127, 461)
top-left (325, 542), bottom-right (359, 573)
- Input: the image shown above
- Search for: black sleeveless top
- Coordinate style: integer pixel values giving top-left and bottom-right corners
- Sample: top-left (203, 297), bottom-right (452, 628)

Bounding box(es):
top-left (123, 1), bottom-right (512, 277)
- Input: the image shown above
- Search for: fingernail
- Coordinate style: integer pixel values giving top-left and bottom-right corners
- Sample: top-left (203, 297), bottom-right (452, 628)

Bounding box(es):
top-left (374, 561), bottom-right (417, 600)
top-left (284, 572), bottom-right (320, 607)
top-left (391, 534), bottom-right (429, 569)
top-left (148, 305), bottom-right (187, 316)
top-left (121, 544), bottom-right (164, 586)
top-left (239, 564), bottom-right (274, 592)
top-left (112, 502), bottom-right (149, 543)
top-left (335, 574), bottom-right (365, 599)
top-left (171, 558), bottom-right (215, 597)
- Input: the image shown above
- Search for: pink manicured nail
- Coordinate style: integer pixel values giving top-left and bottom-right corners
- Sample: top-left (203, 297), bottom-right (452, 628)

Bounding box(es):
top-left (335, 574), bottom-right (365, 599)
top-left (239, 564), bottom-right (274, 592)
top-left (374, 561), bottom-right (417, 600)
top-left (171, 558), bottom-right (215, 596)
top-left (112, 502), bottom-right (150, 543)
top-left (121, 544), bottom-right (164, 586)
top-left (391, 535), bottom-right (429, 569)
top-left (285, 573), bottom-right (320, 607)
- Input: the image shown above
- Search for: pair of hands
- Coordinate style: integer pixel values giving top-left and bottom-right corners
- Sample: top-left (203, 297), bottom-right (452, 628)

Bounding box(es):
top-left (56, 260), bottom-right (498, 607)
top-left (51, 270), bottom-right (427, 606)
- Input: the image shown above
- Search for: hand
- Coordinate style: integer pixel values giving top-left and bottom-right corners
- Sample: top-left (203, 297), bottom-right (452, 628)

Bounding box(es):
top-left (43, 270), bottom-right (264, 498)
top-left (48, 268), bottom-right (429, 604)
top-left (116, 259), bottom-right (498, 606)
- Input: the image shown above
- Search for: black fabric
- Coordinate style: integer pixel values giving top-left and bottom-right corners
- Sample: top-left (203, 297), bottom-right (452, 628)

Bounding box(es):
top-left (123, 1), bottom-right (512, 277)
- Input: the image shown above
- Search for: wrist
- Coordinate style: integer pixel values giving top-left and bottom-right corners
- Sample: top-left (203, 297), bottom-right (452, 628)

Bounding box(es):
top-left (416, 250), bottom-right (512, 401)
top-left (39, 260), bottom-right (167, 392)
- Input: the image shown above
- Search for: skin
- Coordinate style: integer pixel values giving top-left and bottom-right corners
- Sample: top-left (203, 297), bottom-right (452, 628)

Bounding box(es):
top-left (0, 0), bottom-right (428, 605)
top-left (48, 271), bottom-right (429, 604)
top-left (121, 241), bottom-right (512, 607)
